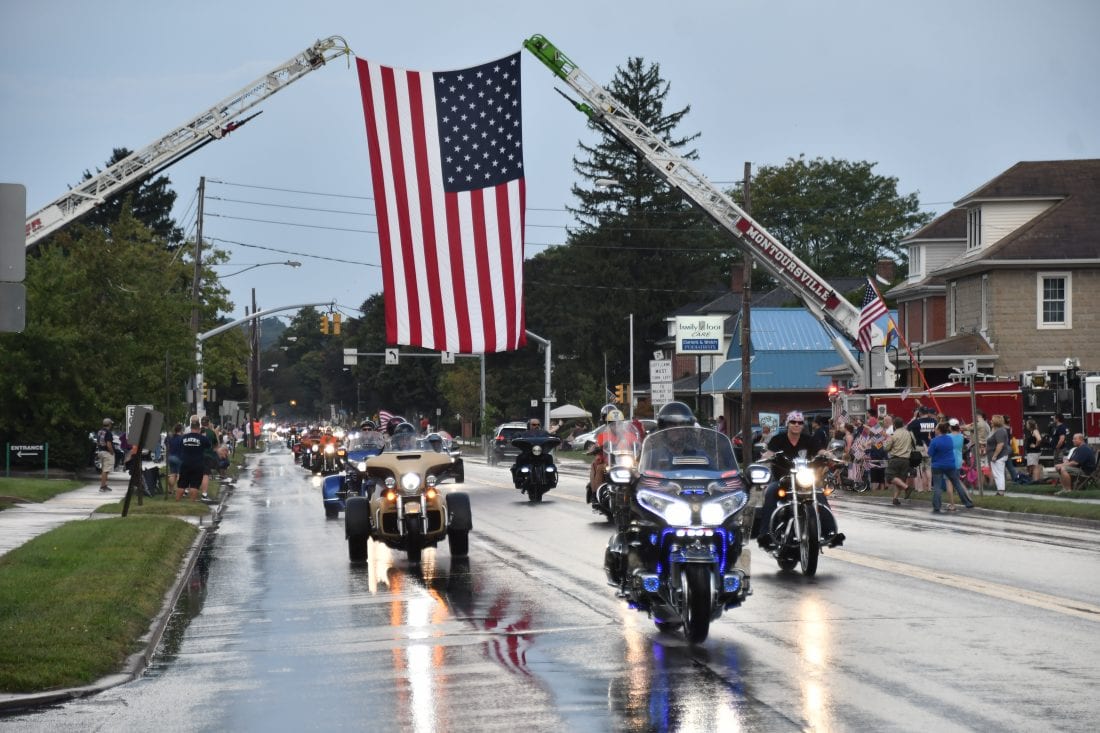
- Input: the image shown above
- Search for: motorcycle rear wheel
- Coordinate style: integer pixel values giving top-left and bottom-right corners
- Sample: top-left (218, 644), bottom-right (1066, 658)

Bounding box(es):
top-left (799, 509), bottom-right (820, 577)
top-left (682, 565), bottom-right (713, 644)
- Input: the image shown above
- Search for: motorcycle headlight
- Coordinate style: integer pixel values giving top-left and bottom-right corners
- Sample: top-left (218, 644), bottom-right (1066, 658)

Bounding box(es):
top-left (532, 445), bottom-right (543, 456)
top-left (311, 445), bottom-right (319, 453)
top-left (619, 455), bottom-right (635, 469)
top-left (608, 466), bottom-right (633, 484)
top-left (384, 477), bottom-right (396, 489)
top-left (699, 490), bottom-right (748, 526)
top-left (400, 473), bottom-right (422, 492)
top-left (325, 445), bottom-right (335, 455)
top-left (637, 489), bottom-right (692, 526)
top-left (356, 461), bottom-right (368, 472)
top-left (795, 467), bottom-right (815, 488)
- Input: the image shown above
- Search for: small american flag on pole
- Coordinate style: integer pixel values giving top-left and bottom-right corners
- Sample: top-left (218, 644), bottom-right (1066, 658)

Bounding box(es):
top-left (858, 279), bottom-right (888, 353)
top-left (357, 52), bottom-right (526, 353)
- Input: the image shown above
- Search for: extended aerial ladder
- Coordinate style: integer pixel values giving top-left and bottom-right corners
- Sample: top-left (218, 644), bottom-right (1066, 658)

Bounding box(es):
top-left (24, 36), bottom-right (352, 248)
top-left (524, 35), bottom-right (866, 378)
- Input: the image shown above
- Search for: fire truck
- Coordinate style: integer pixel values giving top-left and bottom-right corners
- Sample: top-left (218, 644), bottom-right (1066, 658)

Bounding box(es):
top-left (523, 36), bottom-right (1100, 448)
top-left (24, 36), bottom-right (351, 247)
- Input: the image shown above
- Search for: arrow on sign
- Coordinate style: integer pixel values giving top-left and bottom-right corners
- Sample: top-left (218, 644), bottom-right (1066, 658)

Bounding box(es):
top-left (17, 450), bottom-right (40, 458)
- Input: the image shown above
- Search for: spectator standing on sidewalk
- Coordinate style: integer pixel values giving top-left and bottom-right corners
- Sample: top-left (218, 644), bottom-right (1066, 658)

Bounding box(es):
top-left (1024, 419), bottom-right (1043, 482)
top-left (165, 424), bottom-right (184, 496)
top-left (930, 422), bottom-right (972, 512)
top-left (176, 418), bottom-right (210, 502)
top-left (907, 406), bottom-right (937, 493)
top-left (884, 417), bottom-right (916, 506)
top-left (986, 414), bottom-right (1011, 496)
top-left (95, 418), bottom-right (115, 492)
top-left (1050, 414), bottom-right (1069, 465)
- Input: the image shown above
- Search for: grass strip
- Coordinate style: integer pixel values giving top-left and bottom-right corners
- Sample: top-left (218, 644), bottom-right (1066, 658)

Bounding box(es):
top-left (0, 516), bottom-right (198, 692)
top-left (0, 478), bottom-right (83, 511)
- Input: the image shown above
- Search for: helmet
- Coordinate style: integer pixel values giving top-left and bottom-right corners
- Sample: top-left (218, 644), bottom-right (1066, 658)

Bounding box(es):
top-left (603, 408), bottom-right (625, 424)
top-left (324, 426), bottom-right (333, 434)
top-left (360, 419), bottom-right (376, 431)
top-left (599, 404), bottom-right (619, 422)
top-left (392, 422), bottom-right (415, 437)
top-left (656, 401), bottom-right (695, 430)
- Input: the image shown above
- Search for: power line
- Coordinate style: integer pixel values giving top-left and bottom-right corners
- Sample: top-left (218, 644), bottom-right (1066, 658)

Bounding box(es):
top-left (208, 237), bottom-right (381, 268)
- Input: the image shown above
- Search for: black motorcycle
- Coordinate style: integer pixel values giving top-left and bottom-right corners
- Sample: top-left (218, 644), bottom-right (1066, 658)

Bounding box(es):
top-left (510, 435), bottom-right (560, 503)
top-left (603, 426), bottom-right (771, 643)
top-left (761, 452), bottom-right (844, 577)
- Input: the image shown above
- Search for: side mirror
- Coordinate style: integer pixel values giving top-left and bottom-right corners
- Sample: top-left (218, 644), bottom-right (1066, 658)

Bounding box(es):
top-left (746, 463), bottom-right (772, 487)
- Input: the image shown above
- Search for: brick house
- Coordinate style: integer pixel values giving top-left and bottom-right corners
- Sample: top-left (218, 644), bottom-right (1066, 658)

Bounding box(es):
top-left (888, 159), bottom-right (1100, 386)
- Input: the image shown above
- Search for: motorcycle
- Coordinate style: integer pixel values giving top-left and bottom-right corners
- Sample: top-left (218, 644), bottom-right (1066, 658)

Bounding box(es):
top-left (589, 422), bottom-right (641, 523)
top-left (306, 440), bottom-right (345, 475)
top-left (762, 452), bottom-right (845, 577)
top-left (344, 429), bottom-right (472, 564)
top-left (510, 435), bottom-right (560, 503)
top-left (603, 425), bottom-right (771, 643)
top-left (322, 431), bottom-right (386, 518)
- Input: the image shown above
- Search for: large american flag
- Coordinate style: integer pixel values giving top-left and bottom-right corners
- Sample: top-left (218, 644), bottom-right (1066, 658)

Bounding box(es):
top-left (858, 279), bottom-right (888, 353)
top-left (357, 52), bottom-right (526, 353)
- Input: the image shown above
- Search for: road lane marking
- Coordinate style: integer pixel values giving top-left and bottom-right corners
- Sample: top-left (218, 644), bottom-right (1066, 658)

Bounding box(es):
top-left (830, 548), bottom-right (1100, 622)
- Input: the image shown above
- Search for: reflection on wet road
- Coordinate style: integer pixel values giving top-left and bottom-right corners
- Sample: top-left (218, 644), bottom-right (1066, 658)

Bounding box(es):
top-left (6, 447), bottom-right (1100, 731)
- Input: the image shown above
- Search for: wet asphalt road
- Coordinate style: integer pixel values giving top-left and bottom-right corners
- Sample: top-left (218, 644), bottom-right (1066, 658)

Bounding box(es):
top-left (6, 445), bottom-right (1100, 732)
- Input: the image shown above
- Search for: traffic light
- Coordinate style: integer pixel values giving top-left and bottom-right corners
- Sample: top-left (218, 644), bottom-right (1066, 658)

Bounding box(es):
top-left (202, 381), bottom-right (209, 401)
top-left (614, 383), bottom-right (625, 404)
top-left (332, 313), bottom-right (342, 335)
top-left (320, 314), bottom-right (329, 334)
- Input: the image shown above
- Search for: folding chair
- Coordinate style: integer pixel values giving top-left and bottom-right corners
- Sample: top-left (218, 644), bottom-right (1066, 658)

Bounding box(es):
top-left (1071, 464), bottom-right (1100, 492)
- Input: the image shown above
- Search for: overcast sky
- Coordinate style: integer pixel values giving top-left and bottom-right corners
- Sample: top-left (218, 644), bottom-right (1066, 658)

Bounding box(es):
top-left (3, 0), bottom-right (1097, 321)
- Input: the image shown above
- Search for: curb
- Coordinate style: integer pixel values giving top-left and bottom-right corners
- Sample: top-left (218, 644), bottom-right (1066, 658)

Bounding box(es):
top-left (0, 476), bottom-right (237, 715)
top-left (836, 492), bottom-right (1100, 530)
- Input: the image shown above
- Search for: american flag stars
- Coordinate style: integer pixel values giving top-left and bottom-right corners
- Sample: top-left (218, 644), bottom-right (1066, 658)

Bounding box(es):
top-left (435, 53), bottom-right (522, 192)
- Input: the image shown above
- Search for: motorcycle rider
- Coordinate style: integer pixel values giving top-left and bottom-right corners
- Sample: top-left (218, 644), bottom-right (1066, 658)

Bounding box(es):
top-left (389, 421), bottom-right (418, 451)
top-left (755, 410), bottom-right (844, 550)
top-left (586, 405), bottom-right (634, 504)
top-left (359, 420), bottom-right (385, 450)
top-left (511, 418), bottom-right (550, 483)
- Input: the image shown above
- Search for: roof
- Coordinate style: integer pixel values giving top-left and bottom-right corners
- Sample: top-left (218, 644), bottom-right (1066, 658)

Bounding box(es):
top-left (727, 308), bottom-right (868, 356)
top-left (942, 159), bottom-right (1100, 273)
top-left (701, 351), bottom-right (842, 392)
top-left (901, 207), bottom-right (966, 243)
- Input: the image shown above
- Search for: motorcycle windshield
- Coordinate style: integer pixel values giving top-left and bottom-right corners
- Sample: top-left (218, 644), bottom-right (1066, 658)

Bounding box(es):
top-left (639, 427), bottom-right (739, 475)
top-left (598, 422), bottom-right (642, 463)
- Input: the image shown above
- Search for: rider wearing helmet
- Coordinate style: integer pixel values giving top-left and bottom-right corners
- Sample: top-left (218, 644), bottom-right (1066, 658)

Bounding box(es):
top-left (587, 406), bottom-right (629, 503)
top-left (389, 421), bottom-right (417, 450)
top-left (656, 401), bottom-right (695, 431)
top-left (754, 410), bottom-right (842, 550)
top-left (319, 426), bottom-right (339, 447)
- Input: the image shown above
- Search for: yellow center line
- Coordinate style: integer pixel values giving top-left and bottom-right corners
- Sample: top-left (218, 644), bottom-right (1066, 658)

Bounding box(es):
top-left (829, 548), bottom-right (1100, 622)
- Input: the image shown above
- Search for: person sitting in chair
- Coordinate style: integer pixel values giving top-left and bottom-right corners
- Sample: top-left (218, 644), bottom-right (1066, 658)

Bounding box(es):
top-left (1055, 433), bottom-right (1096, 493)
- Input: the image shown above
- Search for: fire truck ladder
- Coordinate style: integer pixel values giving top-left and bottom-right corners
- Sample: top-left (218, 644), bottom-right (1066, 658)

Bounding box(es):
top-left (25, 35), bottom-right (353, 248)
top-left (524, 34), bottom-right (863, 376)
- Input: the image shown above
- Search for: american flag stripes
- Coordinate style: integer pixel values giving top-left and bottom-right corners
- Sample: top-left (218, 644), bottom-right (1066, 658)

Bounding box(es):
top-left (857, 279), bottom-right (888, 353)
top-left (357, 52), bottom-right (526, 353)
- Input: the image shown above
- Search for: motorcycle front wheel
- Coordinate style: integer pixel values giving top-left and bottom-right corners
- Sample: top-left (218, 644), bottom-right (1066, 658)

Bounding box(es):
top-left (799, 508), bottom-right (820, 577)
top-left (682, 565), bottom-right (713, 644)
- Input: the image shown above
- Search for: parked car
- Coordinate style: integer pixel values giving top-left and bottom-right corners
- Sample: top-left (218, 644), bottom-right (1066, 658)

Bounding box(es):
top-left (569, 418), bottom-right (656, 451)
top-left (489, 422), bottom-right (528, 465)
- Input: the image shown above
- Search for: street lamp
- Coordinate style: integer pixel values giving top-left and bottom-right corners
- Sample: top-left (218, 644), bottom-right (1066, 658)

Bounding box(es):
top-left (216, 260), bottom-right (302, 278)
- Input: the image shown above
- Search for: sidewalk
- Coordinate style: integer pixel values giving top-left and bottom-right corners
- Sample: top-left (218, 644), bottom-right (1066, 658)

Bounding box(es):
top-left (0, 468), bottom-right (213, 559)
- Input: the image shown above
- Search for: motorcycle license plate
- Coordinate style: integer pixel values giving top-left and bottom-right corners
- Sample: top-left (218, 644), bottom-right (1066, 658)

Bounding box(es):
top-left (404, 502), bottom-right (421, 514)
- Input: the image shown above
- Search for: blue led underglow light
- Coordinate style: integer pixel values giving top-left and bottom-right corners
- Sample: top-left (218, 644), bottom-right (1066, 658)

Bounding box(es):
top-left (649, 533), bottom-right (658, 545)
top-left (642, 575), bottom-right (660, 593)
top-left (724, 574), bottom-right (741, 593)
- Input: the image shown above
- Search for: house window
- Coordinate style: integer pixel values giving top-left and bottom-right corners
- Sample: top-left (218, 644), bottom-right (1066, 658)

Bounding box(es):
top-left (910, 245), bottom-right (922, 278)
top-left (967, 208), bottom-right (982, 251)
top-left (1037, 272), bottom-right (1072, 329)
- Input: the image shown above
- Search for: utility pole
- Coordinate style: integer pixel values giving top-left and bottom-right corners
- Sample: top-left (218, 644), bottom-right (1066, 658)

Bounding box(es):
top-left (249, 289), bottom-right (259, 448)
top-left (740, 162), bottom-right (754, 466)
top-left (189, 177), bottom-right (205, 417)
